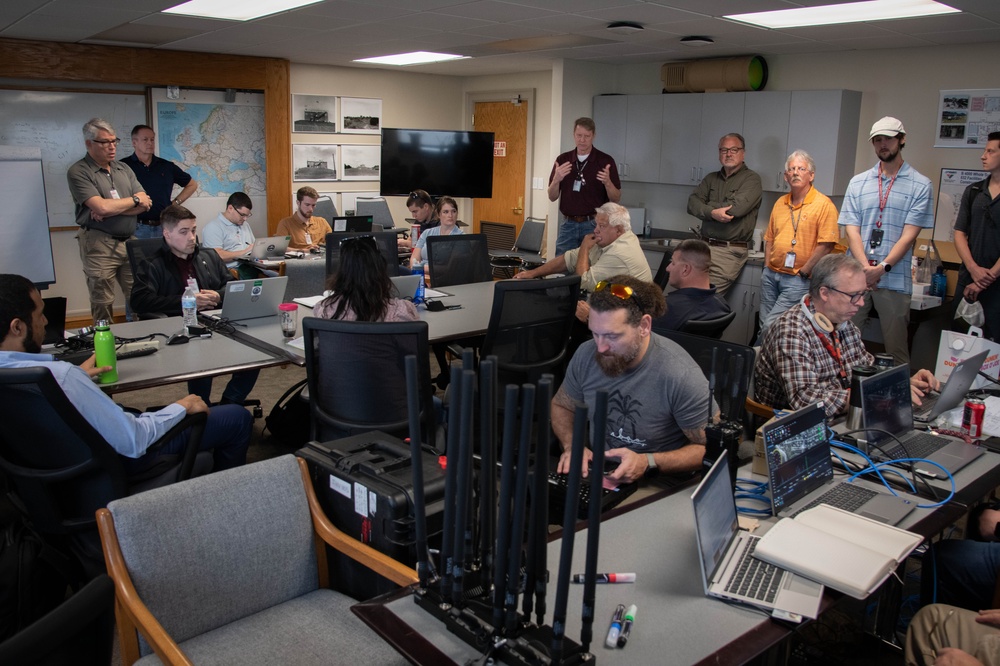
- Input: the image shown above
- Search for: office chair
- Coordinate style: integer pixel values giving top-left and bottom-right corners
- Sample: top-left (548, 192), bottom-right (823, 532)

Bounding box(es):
top-left (355, 197), bottom-right (396, 231)
top-left (313, 195), bottom-right (338, 222)
top-left (678, 311), bottom-right (737, 340)
top-left (0, 573), bottom-right (114, 666)
top-left (479, 221), bottom-right (518, 278)
top-left (0, 367), bottom-right (211, 578)
top-left (426, 234), bottom-right (492, 288)
top-left (125, 239), bottom-right (168, 319)
top-left (97, 455), bottom-right (417, 666)
top-left (653, 249), bottom-right (672, 290)
top-left (510, 218), bottom-right (546, 268)
top-left (302, 318), bottom-right (439, 446)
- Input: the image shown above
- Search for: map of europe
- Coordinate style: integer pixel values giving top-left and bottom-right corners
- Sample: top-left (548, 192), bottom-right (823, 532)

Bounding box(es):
top-left (156, 102), bottom-right (266, 197)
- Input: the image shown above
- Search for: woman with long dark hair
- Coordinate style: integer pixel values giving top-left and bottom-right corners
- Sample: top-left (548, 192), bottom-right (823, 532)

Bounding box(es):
top-left (315, 235), bottom-right (417, 322)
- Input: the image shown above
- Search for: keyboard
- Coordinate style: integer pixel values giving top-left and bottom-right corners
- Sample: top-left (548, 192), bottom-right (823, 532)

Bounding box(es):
top-left (725, 537), bottom-right (781, 603)
top-left (883, 432), bottom-right (946, 460)
top-left (791, 483), bottom-right (877, 518)
top-left (546, 472), bottom-right (637, 524)
top-left (53, 346), bottom-right (157, 364)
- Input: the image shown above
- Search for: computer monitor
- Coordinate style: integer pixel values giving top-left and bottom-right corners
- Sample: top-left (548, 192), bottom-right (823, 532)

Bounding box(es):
top-left (325, 231), bottom-right (400, 278)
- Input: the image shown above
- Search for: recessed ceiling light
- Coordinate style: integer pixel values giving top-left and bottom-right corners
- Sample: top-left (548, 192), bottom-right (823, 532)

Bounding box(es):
top-left (354, 52), bottom-right (468, 66)
top-left (607, 21), bottom-right (644, 35)
top-left (680, 36), bottom-right (715, 46)
top-left (726, 0), bottom-right (959, 29)
top-left (163, 0), bottom-right (323, 21)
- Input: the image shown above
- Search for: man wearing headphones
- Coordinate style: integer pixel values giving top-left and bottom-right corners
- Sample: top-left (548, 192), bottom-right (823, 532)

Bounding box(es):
top-left (755, 254), bottom-right (938, 419)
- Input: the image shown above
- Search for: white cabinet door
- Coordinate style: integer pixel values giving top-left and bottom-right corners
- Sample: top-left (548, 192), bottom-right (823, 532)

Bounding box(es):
top-left (787, 90), bottom-right (862, 196)
top-left (744, 91), bottom-right (791, 193)
top-left (623, 95), bottom-right (663, 182)
top-left (660, 94), bottom-right (703, 185)
top-left (592, 95), bottom-right (628, 174)
top-left (698, 93), bottom-right (745, 180)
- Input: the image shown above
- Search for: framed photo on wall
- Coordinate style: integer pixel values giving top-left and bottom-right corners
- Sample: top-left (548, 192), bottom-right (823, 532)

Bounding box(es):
top-left (291, 94), bottom-right (338, 133)
top-left (340, 144), bottom-right (381, 181)
top-left (293, 144), bottom-right (338, 181)
top-left (340, 97), bottom-right (381, 134)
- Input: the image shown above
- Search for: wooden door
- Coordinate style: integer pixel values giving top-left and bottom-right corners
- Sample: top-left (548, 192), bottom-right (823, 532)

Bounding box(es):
top-left (472, 100), bottom-right (527, 237)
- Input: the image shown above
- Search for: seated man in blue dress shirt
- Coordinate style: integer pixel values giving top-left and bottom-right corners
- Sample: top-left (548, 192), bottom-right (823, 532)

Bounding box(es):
top-left (0, 273), bottom-right (250, 475)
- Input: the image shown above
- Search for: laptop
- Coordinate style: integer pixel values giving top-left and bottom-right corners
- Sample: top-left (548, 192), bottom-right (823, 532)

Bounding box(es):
top-left (914, 350), bottom-right (989, 422)
top-left (764, 403), bottom-right (914, 525)
top-left (331, 215), bottom-right (373, 233)
top-left (389, 274), bottom-right (422, 301)
top-left (692, 453), bottom-right (823, 620)
top-left (249, 236), bottom-right (291, 260)
top-left (200, 277), bottom-right (288, 322)
top-left (860, 364), bottom-right (984, 476)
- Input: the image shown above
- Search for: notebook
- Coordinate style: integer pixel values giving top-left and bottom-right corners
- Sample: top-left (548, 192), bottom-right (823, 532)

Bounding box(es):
top-left (764, 403), bottom-right (914, 525)
top-left (692, 453), bottom-right (823, 620)
top-left (389, 274), bottom-right (423, 301)
top-left (913, 350), bottom-right (988, 422)
top-left (331, 215), bottom-right (373, 233)
top-left (860, 364), bottom-right (984, 476)
top-left (249, 236), bottom-right (290, 260)
top-left (200, 277), bottom-right (288, 322)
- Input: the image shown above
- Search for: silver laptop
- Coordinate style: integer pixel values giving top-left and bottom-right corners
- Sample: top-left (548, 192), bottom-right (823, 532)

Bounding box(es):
top-left (249, 236), bottom-right (290, 260)
top-left (693, 454), bottom-right (823, 619)
top-left (201, 277), bottom-right (288, 322)
top-left (914, 350), bottom-right (989, 423)
top-left (860, 364), bottom-right (984, 476)
top-left (389, 274), bottom-right (422, 301)
top-left (764, 403), bottom-right (914, 525)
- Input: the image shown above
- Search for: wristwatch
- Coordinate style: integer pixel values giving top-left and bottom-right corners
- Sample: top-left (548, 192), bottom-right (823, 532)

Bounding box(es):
top-left (879, 261), bottom-right (892, 272)
top-left (131, 194), bottom-right (140, 206)
top-left (645, 453), bottom-right (659, 478)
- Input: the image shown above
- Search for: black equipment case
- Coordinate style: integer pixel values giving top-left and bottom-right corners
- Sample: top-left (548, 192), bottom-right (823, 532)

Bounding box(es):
top-left (297, 432), bottom-right (447, 600)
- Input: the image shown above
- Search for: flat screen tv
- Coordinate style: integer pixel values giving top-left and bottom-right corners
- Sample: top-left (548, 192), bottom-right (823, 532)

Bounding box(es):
top-left (380, 128), bottom-right (495, 199)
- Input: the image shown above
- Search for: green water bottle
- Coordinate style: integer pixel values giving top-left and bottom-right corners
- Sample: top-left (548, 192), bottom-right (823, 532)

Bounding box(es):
top-left (93, 320), bottom-right (118, 384)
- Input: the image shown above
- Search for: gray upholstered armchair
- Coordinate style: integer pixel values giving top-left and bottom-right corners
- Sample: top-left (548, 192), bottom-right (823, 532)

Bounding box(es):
top-left (97, 455), bottom-right (416, 665)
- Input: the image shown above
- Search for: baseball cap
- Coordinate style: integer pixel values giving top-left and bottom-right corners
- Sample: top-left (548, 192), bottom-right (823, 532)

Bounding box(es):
top-left (870, 116), bottom-right (906, 140)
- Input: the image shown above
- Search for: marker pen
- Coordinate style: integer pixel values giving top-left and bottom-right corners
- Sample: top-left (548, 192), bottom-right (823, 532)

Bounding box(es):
top-left (605, 604), bottom-right (626, 648)
top-left (617, 605), bottom-right (637, 648)
top-left (572, 573), bottom-right (636, 584)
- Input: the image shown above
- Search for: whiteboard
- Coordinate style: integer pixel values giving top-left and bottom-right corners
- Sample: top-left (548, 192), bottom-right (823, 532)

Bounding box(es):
top-left (0, 89), bottom-right (146, 228)
top-left (934, 167), bottom-right (988, 242)
top-left (0, 146), bottom-right (55, 285)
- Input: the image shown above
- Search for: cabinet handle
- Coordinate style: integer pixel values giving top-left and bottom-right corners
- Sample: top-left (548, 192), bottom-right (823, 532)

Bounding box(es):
top-left (742, 292), bottom-right (748, 308)
top-left (777, 172), bottom-right (783, 189)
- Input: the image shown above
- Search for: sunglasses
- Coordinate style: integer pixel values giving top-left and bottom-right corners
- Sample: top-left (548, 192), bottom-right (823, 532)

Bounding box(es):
top-left (339, 234), bottom-right (377, 249)
top-left (594, 280), bottom-right (645, 311)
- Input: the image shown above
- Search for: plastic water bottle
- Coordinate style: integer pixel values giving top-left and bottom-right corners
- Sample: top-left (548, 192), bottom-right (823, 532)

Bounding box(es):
top-left (92, 320), bottom-right (118, 384)
top-left (182, 279), bottom-right (198, 330)
top-left (931, 266), bottom-right (947, 298)
top-left (412, 268), bottom-right (425, 304)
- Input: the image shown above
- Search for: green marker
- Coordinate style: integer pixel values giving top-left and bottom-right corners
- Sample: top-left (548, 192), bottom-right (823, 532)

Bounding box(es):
top-left (617, 604), bottom-right (636, 648)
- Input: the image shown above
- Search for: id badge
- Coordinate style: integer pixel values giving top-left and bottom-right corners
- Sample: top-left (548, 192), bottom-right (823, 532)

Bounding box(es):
top-left (304, 233), bottom-right (313, 245)
top-left (784, 251), bottom-right (797, 269)
top-left (869, 228), bottom-right (884, 248)
top-left (109, 189), bottom-right (120, 199)
top-left (573, 179), bottom-right (582, 192)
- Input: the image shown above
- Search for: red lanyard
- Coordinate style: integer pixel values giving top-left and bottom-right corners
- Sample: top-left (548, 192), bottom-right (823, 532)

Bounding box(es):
top-left (805, 297), bottom-right (849, 388)
top-left (875, 162), bottom-right (898, 230)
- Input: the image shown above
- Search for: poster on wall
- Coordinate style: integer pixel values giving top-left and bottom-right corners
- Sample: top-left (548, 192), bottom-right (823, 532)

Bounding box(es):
top-left (292, 94), bottom-right (338, 133)
top-left (340, 145), bottom-right (381, 181)
top-left (935, 89), bottom-right (1000, 148)
top-left (293, 144), bottom-right (338, 181)
top-left (340, 97), bottom-right (381, 134)
top-left (933, 167), bottom-right (987, 241)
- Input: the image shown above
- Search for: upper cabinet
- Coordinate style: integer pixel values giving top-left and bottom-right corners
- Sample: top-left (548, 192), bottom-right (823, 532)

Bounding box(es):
top-left (593, 90), bottom-right (861, 195)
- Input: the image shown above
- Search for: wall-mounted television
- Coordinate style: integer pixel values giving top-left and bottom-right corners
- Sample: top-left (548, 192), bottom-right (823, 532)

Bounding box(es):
top-left (380, 128), bottom-right (495, 199)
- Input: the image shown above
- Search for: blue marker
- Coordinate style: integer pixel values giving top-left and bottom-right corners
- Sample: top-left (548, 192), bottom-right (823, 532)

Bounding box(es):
top-left (605, 604), bottom-right (626, 648)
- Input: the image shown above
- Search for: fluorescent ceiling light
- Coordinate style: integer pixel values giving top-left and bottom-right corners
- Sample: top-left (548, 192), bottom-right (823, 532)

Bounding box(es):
top-left (354, 52), bottom-right (468, 66)
top-left (163, 0), bottom-right (323, 21)
top-left (726, 0), bottom-right (959, 29)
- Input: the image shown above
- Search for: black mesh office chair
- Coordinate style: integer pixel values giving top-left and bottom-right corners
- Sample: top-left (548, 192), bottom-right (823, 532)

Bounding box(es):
top-left (480, 274), bottom-right (581, 386)
top-left (480, 221), bottom-right (518, 279)
top-left (302, 318), bottom-right (439, 447)
top-left (678, 311), bottom-right (737, 340)
top-left (509, 218), bottom-right (546, 268)
top-left (652, 249), bottom-right (672, 290)
top-left (0, 367), bottom-right (210, 577)
top-left (426, 234), bottom-right (492, 288)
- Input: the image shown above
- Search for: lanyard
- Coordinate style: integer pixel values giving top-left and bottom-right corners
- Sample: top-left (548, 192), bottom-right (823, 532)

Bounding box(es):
top-left (787, 202), bottom-right (803, 246)
top-left (805, 296), bottom-right (849, 388)
top-left (575, 155), bottom-right (589, 184)
top-left (875, 162), bottom-right (898, 230)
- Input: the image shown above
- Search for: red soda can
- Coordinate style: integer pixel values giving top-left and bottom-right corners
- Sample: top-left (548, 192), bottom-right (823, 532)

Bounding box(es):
top-left (962, 399), bottom-right (985, 438)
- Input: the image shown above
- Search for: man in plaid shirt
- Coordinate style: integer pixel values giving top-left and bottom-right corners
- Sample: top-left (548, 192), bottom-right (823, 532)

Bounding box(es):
top-left (755, 254), bottom-right (938, 419)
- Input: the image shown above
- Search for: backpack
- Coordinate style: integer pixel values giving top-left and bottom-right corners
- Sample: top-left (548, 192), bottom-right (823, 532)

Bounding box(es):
top-left (264, 378), bottom-right (311, 447)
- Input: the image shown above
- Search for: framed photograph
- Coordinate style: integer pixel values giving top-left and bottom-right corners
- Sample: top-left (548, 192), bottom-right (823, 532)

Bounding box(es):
top-left (340, 97), bottom-right (382, 134)
top-left (292, 94), bottom-right (338, 133)
top-left (340, 144), bottom-right (381, 181)
top-left (293, 144), bottom-right (338, 181)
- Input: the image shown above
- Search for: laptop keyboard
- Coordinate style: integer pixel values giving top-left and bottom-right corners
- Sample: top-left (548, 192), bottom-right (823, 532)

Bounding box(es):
top-left (883, 432), bottom-right (946, 460)
top-left (725, 537), bottom-right (781, 603)
top-left (546, 472), bottom-right (637, 523)
top-left (791, 483), bottom-right (877, 518)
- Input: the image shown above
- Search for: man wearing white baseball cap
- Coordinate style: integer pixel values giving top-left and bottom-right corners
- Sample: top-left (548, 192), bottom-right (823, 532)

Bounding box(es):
top-left (839, 116), bottom-right (934, 365)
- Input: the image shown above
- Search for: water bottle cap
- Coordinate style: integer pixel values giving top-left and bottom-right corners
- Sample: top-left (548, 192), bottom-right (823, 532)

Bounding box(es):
top-left (95, 319), bottom-right (111, 329)
top-left (952, 339), bottom-right (965, 351)
top-left (278, 302), bottom-right (298, 311)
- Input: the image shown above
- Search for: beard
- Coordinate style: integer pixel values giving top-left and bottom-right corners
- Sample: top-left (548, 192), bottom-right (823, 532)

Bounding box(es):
top-left (594, 337), bottom-right (642, 377)
top-left (877, 147), bottom-right (900, 163)
top-left (23, 321), bottom-right (41, 354)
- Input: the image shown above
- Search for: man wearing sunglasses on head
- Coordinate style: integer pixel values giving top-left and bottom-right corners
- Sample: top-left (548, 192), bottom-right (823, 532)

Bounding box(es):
top-left (755, 254), bottom-right (938, 419)
top-left (552, 275), bottom-right (712, 484)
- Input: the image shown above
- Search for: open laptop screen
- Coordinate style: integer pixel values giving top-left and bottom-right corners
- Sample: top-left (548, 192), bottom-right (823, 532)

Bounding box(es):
top-left (860, 365), bottom-right (913, 447)
top-left (692, 454), bottom-right (740, 587)
top-left (763, 403), bottom-right (831, 514)
top-left (331, 215), bottom-right (373, 233)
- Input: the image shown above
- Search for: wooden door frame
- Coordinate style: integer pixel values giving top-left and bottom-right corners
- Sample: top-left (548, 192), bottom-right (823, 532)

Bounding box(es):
top-left (465, 89), bottom-right (535, 220)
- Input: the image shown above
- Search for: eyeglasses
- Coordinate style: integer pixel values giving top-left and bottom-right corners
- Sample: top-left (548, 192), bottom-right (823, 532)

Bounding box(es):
top-left (339, 234), bottom-right (377, 249)
top-left (718, 147), bottom-right (743, 155)
top-left (92, 138), bottom-right (121, 146)
top-left (594, 280), bottom-right (645, 311)
top-left (825, 285), bottom-right (870, 305)
top-left (235, 209), bottom-right (253, 219)
top-left (785, 166), bottom-right (811, 174)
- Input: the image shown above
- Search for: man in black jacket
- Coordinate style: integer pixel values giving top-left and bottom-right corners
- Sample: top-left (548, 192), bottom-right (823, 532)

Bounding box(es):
top-left (131, 204), bottom-right (259, 405)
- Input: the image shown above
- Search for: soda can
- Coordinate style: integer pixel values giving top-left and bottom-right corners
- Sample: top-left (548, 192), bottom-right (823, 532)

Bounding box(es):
top-left (874, 353), bottom-right (894, 371)
top-left (962, 399), bottom-right (986, 438)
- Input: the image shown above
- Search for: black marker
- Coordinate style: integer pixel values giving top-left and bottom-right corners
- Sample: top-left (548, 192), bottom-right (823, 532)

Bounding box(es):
top-left (617, 604), bottom-right (637, 648)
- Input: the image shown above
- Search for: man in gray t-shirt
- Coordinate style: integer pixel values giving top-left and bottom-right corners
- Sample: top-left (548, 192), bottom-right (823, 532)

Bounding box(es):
top-left (553, 275), bottom-right (711, 484)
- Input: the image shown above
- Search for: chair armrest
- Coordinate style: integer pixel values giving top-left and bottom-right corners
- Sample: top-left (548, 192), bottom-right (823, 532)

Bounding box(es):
top-left (97, 509), bottom-right (193, 666)
top-left (745, 397), bottom-right (775, 419)
top-left (141, 411), bottom-right (208, 482)
top-left (297, 458), bottom-right (419, 588)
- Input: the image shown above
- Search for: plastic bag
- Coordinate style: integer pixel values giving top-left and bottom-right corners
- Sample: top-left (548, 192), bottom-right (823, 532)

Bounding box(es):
top-left (955, 297), bottom-right (985, 328)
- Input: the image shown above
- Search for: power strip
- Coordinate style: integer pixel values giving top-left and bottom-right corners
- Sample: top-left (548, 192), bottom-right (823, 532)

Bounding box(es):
top-left (118, 340), bottom-right (160, 354)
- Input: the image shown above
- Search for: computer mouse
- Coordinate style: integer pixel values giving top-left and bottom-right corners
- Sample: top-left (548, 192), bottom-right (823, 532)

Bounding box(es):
top-left (309, 246), bottom-right (321, 254)
top-left (166, 332), bottom-right (190, 346)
